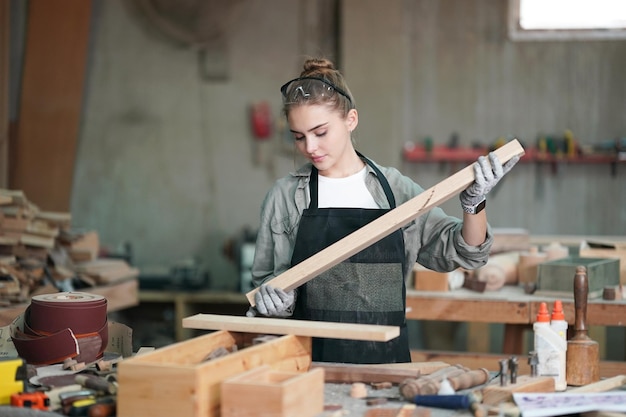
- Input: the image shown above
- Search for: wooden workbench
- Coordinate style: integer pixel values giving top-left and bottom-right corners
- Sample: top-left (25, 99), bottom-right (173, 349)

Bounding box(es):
top-left (406, 285), bottom-right (626, 377)
top-left (0, 277), bottom-right (139, 326)
top-left (406, 286), bottom-right (626, 349)
top-left (138, 290), bottom-right (249, 341)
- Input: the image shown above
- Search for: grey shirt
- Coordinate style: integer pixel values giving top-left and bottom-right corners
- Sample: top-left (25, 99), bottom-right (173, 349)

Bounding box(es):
top-left (251, 159), bottom-right (493, 287)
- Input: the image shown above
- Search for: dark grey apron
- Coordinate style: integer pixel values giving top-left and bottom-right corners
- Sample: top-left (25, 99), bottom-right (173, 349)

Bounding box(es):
top-left (291, 154), bottom-right (410, 364)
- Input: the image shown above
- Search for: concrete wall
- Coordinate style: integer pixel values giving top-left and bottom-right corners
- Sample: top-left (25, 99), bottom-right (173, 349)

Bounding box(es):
top-left (71, 0), bottom-right (626, 291)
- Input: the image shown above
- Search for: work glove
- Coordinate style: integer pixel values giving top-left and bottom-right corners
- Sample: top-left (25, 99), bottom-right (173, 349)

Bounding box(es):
top-left (460, 151), bottom-right (520, 213)
top-left (246, 284), bottom-right (295, 318)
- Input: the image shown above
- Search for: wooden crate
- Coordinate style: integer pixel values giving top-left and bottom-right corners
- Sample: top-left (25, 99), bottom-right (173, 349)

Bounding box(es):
top-left (221, 365), bottom-right (324, 417)
top-left (117, 331), bottom-right (312, 417)
top-left (536, 256), bottom-right (620, 299)
top-left (580, 241), bottom-right (626, 285)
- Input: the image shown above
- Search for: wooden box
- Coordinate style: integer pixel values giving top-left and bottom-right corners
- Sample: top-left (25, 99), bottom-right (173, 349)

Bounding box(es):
top-left (117, 331), bottom-right (312, 417)
top-left (536, 256), bottom-right (620, 298)
top-left (580, 240), bottom-right (626, 285)
top-left (221, 365), bottom-right (324, 417)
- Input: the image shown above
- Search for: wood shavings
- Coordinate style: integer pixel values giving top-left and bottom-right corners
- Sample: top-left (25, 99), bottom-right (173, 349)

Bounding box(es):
top-left (350, 382), bottom-right (368, 398)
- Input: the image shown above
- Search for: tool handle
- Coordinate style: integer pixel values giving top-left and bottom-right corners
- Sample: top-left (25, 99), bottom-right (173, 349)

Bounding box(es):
top-left (573, 265), bottom-right (590, 340)
top-left (447, 368), bottom-right (489, 391)
top-left (412, 394), bottom-right (471, 410)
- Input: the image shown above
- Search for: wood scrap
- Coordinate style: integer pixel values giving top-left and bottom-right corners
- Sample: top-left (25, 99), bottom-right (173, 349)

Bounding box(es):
top-left (568, 375), bottom-right (626, 393)
top-left (0, 188), bottom-right (138, 307)
top-left (311, 362), bottom-right (450, 384)
top-left (350, 382), bottom-right (368, 398)
top-left (474, 251), bottom-right (520, 289)
top-left (481, 375), bottom-right (555, 406)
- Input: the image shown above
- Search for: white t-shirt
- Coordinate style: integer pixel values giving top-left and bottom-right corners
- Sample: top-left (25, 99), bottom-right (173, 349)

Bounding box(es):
top-left (316, 167), bottom-right (379, 209)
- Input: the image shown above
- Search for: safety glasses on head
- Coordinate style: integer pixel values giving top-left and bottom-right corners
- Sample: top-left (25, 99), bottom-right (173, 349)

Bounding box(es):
top-left (280, 76), bottom-right (353, 107)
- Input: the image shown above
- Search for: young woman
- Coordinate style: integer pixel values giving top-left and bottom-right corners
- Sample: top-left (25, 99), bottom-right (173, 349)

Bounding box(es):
top-left (248, 57), bottom-right (519, 364)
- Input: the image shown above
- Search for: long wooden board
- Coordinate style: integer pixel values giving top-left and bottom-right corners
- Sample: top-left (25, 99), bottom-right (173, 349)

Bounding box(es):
top-left (182, 313), bottom-right (400, 342)
top-left (246, 139), bottom-right (525, 305)
top-left (310, 361), bottom-right (450, 383)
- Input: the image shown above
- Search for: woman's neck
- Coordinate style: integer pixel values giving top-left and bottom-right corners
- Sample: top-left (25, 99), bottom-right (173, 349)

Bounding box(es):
top-left (320, 150), bottom-right (365, 178)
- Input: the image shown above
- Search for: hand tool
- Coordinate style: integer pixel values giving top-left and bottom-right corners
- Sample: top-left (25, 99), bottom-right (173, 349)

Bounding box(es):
top-left (87, 396), bottom-right (116, 417)
top-left (446, 368), bottom-right (490, 391)
top-left (0, 357), bottom-right (26, 405)
top-left (365, 393), bottom-right (484, 417)
top-left (75, 374), bottom-right (117, 395)
top-left (528, 351), bottom-right (538, 377)
top-left (509, 357), bottom-right (518, 384)
top-left (499, 359), bottom-right (508, 386)
top-left (566, 265), bottom-right (600, 386)
top-left (399, 365), bottom-right (469, 397)
top-left (10, 391), bottom-right (50, 410)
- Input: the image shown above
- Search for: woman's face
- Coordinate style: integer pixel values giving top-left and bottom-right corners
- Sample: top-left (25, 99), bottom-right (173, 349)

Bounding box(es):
top-left (287, 104), bottom-right (358, 177)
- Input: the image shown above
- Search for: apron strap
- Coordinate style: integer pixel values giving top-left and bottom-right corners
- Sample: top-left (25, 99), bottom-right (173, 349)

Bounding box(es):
top-left (356, 151), bottom-right (396, 209)
top-left (309, 151), bottom-right (397, 209)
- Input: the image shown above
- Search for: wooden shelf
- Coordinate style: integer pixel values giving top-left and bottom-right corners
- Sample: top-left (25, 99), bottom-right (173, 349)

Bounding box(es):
top-left (0, 278), bottom-right (139, 326)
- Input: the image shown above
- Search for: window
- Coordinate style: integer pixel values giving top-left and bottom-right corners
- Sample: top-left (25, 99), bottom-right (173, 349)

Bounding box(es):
top-left (508, 0), bottom-right (626, 41)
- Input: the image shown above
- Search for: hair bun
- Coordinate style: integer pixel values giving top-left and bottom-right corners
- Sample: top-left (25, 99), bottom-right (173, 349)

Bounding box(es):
top-left (302, 58), bottom-right (336, 73)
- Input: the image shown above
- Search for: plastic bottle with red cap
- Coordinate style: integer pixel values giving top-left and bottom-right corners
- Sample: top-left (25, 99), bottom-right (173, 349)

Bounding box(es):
top-left (533, 301), bottom-right (567, 391)
top-left (550, 299), bottom-right (568, 340)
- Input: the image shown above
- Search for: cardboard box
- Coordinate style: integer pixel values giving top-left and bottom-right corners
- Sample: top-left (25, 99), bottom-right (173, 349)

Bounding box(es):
top-left (221, 365), bottom-right (324, 417)
top-left (117, 331), bottom-right (312, 417)
top-left (536, 256), bottom-right (620, 299)
top-left (580, 240), bottom-right (626, 285)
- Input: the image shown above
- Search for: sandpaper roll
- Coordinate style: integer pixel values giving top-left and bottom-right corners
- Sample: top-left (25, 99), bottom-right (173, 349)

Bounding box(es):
top-left (11, 292), bottom-right (108, 365)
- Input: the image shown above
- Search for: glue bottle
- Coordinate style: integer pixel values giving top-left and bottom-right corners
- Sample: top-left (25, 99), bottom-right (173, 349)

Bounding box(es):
top-left (533, 302), bottom-right (567, 391)
top-left (550, 300), bottom-right (568, 341)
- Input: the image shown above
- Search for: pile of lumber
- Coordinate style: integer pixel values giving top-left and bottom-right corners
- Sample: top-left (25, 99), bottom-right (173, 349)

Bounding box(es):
top-left (0, 189), bottom-right (139, 307)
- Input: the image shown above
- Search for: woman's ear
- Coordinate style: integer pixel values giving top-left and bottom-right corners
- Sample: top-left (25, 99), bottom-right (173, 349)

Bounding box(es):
top-left (346, 108), bottom-right (358, 132)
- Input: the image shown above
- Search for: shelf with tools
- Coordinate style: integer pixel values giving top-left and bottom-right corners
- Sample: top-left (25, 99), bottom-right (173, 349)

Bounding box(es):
top-left (402, 144), bottom-right (626, 165)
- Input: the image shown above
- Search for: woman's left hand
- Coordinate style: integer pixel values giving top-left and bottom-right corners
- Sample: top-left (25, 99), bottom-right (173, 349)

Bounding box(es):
top-left (460, 151), bottom-right (520, 211)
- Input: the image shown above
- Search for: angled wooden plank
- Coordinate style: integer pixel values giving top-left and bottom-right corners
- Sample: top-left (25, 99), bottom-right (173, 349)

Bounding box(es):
top-left (246, 139), bottom-right (525, 305)
top-left (182, 313), bottom-right (400, 342)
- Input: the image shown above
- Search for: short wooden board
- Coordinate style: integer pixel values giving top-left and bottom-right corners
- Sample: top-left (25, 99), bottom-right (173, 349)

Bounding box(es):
top-left (481, 375), bottom-right (555, 405)
top-left (182, 313), bottom-right (400, 342)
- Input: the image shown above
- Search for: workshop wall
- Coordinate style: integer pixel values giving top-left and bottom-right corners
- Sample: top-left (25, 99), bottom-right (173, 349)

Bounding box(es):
top-left (71, 0), bottom-right (626, 291)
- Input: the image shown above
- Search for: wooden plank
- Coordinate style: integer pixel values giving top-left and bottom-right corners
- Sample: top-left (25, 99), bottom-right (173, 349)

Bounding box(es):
top-left (0, 0), bottom-right (8, 188)
top-left (310, 361), bottom-right (450, 383)
top-left (246, 139), bottom-right (525, 305)
top-left (182, 313), bottom-right (400, 342)
top-left (10, 0), bottom-right (92, 211)
top-left (568, 375), bottom-right (626, 393)
top-left (482, 375), bottom-right (555, 406)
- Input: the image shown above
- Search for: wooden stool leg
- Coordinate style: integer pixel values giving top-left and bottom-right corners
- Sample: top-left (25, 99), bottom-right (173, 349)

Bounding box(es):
top-left (503, 324), bottom-right (529, 354)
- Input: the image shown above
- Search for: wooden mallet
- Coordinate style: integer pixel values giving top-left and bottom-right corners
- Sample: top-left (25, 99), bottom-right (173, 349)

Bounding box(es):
top-left (565, 265), bottom-right (600, 386)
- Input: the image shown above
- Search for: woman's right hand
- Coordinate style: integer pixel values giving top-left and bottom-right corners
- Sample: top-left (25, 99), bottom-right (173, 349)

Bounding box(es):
top-left (249, 284), bottom-right (296, 317)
